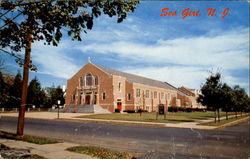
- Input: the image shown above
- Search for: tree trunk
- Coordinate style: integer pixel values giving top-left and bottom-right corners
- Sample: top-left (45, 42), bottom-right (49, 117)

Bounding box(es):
top-left (16, 32), bottom-right (32, 136)
top-left (226, 111), bottom-right (228, 120)
top-left (214, 110), bottom-right (217, 123)
top-left (217, 109), bottom-right (220, 122)
top-left (235, 111), bottom-right (237, 118)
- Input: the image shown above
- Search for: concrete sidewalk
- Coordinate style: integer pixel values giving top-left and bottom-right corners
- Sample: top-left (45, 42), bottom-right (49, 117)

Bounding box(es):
top-left (1, 112), bottom-right (249, 130)
top-left (0, 138), bottom-right (96, 159)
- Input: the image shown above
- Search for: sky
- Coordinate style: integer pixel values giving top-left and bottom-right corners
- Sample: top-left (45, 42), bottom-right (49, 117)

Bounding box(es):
top-left (1, 1), bottom-right (249, 93)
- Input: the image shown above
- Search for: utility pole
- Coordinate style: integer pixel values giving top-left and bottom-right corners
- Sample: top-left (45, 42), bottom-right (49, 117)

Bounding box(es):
top-left (17, 16), bottom-right (32, 136)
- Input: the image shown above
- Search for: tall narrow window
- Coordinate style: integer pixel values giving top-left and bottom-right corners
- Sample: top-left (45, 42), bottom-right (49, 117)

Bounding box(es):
top-left (161, 92), bottom-right (164, 99)
top-left (102, 92), bottom-right (106, 100)
top-left (136, 89), bottom-right (140, 97)
top-left (154, 91), bottom-right (157, 98)
top-left (86, 73), bottom-right (92, 86)
top-left (146, 90), bottom-right (150, 98)
top-left (71, 94), bottom-right (75, 102)
top-left (94, 75), bottom-right (98, 85)
top-left (127, 93), bottom-right (131, 101)
top-left (118, 82), bottom-right (121, 92)
top-left (79, 77), bottom-right (83, 87)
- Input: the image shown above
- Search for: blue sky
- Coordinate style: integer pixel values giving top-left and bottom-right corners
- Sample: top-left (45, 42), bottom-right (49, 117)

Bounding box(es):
top-left (1, 1), bottom-right (249, 93)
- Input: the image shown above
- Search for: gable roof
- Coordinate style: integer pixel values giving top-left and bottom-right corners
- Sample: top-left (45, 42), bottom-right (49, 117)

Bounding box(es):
top-left (96, 65), bottom-right (186, 95)
top-left (178, 86), bottom-right (195, 96)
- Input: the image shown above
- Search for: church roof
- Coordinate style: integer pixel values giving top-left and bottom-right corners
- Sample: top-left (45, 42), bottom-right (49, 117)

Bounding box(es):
top-left (96, 65), bottom-right (187, 96)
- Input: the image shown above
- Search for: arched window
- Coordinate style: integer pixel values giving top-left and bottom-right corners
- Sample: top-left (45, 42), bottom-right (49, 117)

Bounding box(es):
top-left (85, 73), bottom-right (92, 86)
top-left (94, 75), bottom-right (98, 86)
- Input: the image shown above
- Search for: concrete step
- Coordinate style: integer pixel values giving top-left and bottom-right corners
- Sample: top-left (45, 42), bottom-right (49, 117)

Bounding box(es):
top-left (62, 104), bottom-right (111, 114)
top-left (94, 105), bottom-right (111, 114)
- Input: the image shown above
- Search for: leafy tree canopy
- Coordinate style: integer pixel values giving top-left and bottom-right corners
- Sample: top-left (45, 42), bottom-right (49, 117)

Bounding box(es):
top-left (0, 0), bottom-right (139, 53)
top-left (27, 77), bottom-right (46, 107)
top-left (197, 73), bottom-right (222, 110)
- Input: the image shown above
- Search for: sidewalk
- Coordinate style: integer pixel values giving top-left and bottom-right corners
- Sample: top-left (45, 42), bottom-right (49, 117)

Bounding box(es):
top-left (0, 138), bottom-right (96, 159)
top-left (1, 112), bottom-right (249, 130)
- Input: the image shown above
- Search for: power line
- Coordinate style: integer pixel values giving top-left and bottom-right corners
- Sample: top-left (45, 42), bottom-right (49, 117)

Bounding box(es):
top-left (0, 1), bottom-right (23, 18)
top-left (0, 48), bottom-right (24, 61)
top-left (0, 9), bottom-right (23, 29)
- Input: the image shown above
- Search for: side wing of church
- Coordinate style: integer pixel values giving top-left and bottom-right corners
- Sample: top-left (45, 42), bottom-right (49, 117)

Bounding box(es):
top-left (65, 62), bottom-right (203, 113)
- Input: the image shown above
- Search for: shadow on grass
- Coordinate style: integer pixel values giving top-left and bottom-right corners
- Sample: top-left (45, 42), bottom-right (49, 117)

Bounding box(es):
top-left (167, 119), bottom-right (195, 122)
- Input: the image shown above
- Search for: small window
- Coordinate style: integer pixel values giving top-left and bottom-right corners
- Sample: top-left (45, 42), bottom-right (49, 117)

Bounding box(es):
top-left (136, 89), bottom-right (140, 97)
top-left (168, 93), bottom-right (170, 99)
top-left (71, 94), bottom-right (75, 102)
top-left (79, 77), bottom-right (83, 87)
top-left (94, 76), bottom-right (98, 85)
top-left (118, 82), bottom-right (121, 92)
top-left (161, 92), bottom-right (164, 99)
top-left (154, 91), bottom-right (157, 98)
top-left (102, 92), bottom-right (106, 100)
top-left (146, 90), bottom-right (150, 98)
top-left (127, 93), bottom-right (131, 101)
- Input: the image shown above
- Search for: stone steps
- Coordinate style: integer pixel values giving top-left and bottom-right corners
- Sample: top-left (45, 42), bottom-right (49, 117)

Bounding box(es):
top-left (62, 104), bottom-right (110, 114)
top-left (94, 105), bottom-right (111, 114)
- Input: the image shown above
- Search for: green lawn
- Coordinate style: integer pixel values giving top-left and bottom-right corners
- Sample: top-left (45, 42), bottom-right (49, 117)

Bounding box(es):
top-left (200, 115), bottom-right (249, 126)
top-left (77, 111), bottom-right (234, 123)
top-left (67, 146), bottom-right (134, 159)
top-left (0, 131), bottom-right (61, 145)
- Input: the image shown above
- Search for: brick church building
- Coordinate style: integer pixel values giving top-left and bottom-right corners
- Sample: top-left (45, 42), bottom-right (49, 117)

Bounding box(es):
top-left (65, 61), bottom-right (204, 113)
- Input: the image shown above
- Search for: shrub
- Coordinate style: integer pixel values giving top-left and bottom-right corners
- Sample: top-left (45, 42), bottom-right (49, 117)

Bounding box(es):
top-left (185, 108), bottom-right (192, 112)
top-left (114, 109), bottom-right (120, 113)
top-left (178, 107), bottom-right (185, 112)
top-left (123, 110), bottom-right (135, 113)
top-left (137, 109), bottom-right (147, 113)
top-left (168, 106), bottom-right (178, 112)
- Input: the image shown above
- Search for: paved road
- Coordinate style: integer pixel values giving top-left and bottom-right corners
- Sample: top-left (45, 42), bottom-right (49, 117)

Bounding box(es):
top-left (0, 117), bottom-right (249, 159)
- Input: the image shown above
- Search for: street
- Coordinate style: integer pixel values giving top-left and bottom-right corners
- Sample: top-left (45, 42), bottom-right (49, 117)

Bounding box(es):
top-left (0, 116), bottom-right (249, 159)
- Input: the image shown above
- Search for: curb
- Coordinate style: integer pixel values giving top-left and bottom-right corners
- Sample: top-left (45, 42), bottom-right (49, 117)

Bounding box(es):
top-left (216, 116), bottom-right (249, 129)
top-left (2, 114), bottom-right (249, 130)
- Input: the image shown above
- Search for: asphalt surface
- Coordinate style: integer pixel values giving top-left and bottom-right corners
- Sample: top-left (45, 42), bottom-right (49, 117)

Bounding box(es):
top-left (0, 116), bottom-right (249, 159)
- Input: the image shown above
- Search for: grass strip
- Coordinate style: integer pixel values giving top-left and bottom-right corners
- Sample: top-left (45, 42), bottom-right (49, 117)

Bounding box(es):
top-left (199, 115), bottom-right (249, 126)
top-left (76, 112), bottom-right (230, 123)
top-left (67, 146), bottom-right (135, 159)
top-left (0, 131), bottom-right (61, 145)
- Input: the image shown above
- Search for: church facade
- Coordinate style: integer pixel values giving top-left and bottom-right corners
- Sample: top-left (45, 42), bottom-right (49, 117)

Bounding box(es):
top-left (65, 62), bottom-right (202, 112)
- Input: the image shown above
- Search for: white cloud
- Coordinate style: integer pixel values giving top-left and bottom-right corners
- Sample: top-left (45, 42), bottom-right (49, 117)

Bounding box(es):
top-left (79, 28), bottom-right (249, 70)
top-left (122, 66), bottom-right (249, 92)
top-left (122, 66), bottom-right (209, 89)
top-left (32, 41), bottom-right (80, 79)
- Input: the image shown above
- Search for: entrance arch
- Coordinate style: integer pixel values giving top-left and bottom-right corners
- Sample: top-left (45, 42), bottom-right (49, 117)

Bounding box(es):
top-left (85, 95), bottom-right (91, 104)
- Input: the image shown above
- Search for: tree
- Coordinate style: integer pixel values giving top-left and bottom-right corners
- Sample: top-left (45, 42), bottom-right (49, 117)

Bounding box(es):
top-left (197, 73), bottom-right (222, 122)
top-left (0, 0), bottom-right (139, 136)
top-left (8, 71), bottom-right (22, 108)
top-left (232, 85), bottom-right (248, 117)
top-left (0, 71), bottom-right (13, 109)
top-left (220, 83), bottom-right (234, 120)
top-left (0, 71), bottom-right (8, 108)
top-left (27, 77), bottom-right (46, 108)
top-left (50, 86), bottom-right (65, 106)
